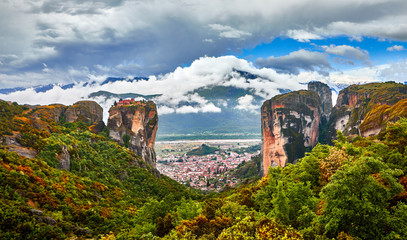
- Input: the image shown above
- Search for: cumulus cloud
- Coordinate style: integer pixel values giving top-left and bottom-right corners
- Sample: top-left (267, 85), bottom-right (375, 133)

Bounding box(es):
top-left (157, 105), bottom-right (175, 115)
top-left (209, 24), bottom-right (252, 39)
top-left (317, 16), bottom-right (407, 41)
top-left (286, 29), bottom-right (323, 42)
top-left (322, 44), bottom-right (370, 65)
top-left (175, 103), bottom-right (221, 114)
top-left (235, 95), bottom-right (259, 113)
top-left (387, 45), bottom-right (405, 51)
top-left (379, 59), bottom-right (407, 82)
top-left (323, 45), bottom-right (368, 59)
top-left (256, 50), bottom-right (332, 75)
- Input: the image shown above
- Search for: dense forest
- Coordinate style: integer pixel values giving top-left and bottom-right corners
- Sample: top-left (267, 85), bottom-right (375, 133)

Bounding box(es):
top-left (1, 99), bottom-right (407, 239)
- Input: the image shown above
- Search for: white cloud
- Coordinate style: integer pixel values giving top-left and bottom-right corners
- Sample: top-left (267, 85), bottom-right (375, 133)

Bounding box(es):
top-left (235, 94), bottom-right (259, 112)
top-left (387, 45), bottom-right (405, 51)
top-left (256, 50), bottom-right (331, 75)
top-left (209, 24), bottom-right (252, 39)
top-left (286, 29), bottom-right (323, 42)
top-left (203, 38), bottom-right (214, 43)
top-left (379, 59), bottom-right (407, 82)
top-left (322, 44), bottom-right (370, 65)
top-left (158, 105), bottom-right (175, 114)
top-left (176, 106), bottom-right (199, 114)
top-left (315, 15), bottom-right (407, 41)
top-left (323, 45), bottom-right (369, 60)
top-left (201, 103), bottom-right (222, 113)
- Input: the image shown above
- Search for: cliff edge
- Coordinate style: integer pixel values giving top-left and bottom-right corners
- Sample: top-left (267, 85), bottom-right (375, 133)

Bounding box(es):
top-left (329, 82), bottom-right (407, 138)
top-left (107, 100), bottom-right (158, 167)
top-left (261, 90), bottom-right (321, 175)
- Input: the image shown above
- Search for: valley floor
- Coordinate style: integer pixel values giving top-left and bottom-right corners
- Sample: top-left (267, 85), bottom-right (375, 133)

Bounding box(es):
top-left (155, 139), bottom-right (260, 191)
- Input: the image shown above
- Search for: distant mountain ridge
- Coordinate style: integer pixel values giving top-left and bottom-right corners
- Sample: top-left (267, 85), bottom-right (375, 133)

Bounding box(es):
top-left (89, 90), bottom-right (161, 100)
top-left (0, 77), bottom-right (148, 94)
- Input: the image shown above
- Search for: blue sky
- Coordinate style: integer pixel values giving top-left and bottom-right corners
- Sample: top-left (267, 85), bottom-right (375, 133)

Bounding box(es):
top-left (0, 0), bottom-right (407, 88)
top-left (240, 37), bottom-right (407, 67)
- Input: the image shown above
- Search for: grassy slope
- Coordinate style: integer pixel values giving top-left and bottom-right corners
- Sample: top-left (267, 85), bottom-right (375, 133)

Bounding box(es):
top-left (0, 101), bottom-right (200, 239)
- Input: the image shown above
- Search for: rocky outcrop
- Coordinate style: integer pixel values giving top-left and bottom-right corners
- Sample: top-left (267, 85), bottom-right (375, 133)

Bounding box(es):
top-left (33, 101), bottom-right (103, 126)
top-left (58, 145), bottom-right (70, 171)
top-left (107, 101), bottom-right (158, 167)
top-left (1, 134), bottom-right (38, 159)
top-left (308, 82), bottom-right (332, 119)
top-left (359, 98), bottom-right (407, 137)
top-left (261, 90), bottom-right (321, 175)
top-left (33, 104), bottom-right (67, 123)
top-left (329, 82), bottom-right (407, 137)
top-left (64, 101), bottom-right (103, 125)
top-left (1, 101), bottom-right (104, 162)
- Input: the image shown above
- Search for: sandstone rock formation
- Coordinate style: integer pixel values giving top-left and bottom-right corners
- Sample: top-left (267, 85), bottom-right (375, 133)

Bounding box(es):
top-left (107, 100), bottom-right (158, 167)
top-left (308, 81), bottom-right (332, 119)
top-left (33, 104), bottom-right (67, 123)
top-left (1, 129), bottom-right (37, 159)
top-left (33, 100), bottom-right (104, 127)
top-left (58, 145), bottom-right (71, 171)
top-left (261, 90), bottom-right (321, 175)
top-left (329, 82), bottom-right (407, 137)
top-left (261, 81), bottom-right (407, 175)
top-left (1, 100), bottom-right (104, 163)
top-left (359, 98), bottom-right (407, 137)
top-left (64, 101), bottom-right (103, 125)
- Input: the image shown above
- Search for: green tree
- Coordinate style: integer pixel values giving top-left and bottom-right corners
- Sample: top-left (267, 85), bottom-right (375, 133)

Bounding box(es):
top-left (384, 118), bottom-right (407, 154)
top-left (122, 134), bottom-right (131, 148)
top-left (319, 157), bottom-right (403, 239)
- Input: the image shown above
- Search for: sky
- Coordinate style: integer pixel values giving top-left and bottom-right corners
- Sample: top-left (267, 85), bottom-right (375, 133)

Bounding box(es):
top-left (0, 0), bottom-right (407, 116)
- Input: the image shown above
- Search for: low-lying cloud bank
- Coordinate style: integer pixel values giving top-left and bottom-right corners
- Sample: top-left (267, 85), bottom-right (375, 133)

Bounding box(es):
top-left (0, 56), bottom-right (404, 122)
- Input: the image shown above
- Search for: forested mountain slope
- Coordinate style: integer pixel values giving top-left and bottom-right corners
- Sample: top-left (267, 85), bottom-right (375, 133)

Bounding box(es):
top-left (0, 100), bottom-right (200, 239)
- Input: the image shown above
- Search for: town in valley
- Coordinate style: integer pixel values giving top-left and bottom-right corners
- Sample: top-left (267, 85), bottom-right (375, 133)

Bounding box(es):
top-left (156, 139), bottom-right (261, 191)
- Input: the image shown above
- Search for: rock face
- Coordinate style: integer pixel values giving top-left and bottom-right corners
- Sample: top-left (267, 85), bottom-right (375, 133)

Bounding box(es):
top-left (261, 81), bottom-right (407, 175)
top-left (1, 101), bottom-right (104, 165)
top-left (308, 82), bottom-right (332, 119)
top-left (359, 98), bottom-right (407, 137)
top-left (64, 101), bottom-right (103, 125)
top-left (34, 104), bottom-right (67, 123)
top-left (329, 82), bottom-right (407, 137)
top-left (58, 145), bottom-right (71, 171)
top-left (261, 90), bottom-right (321, 175)
top-left (107, 101), bottom-right (158, 167)
top-left (33, 100), bottom-right (103, 127)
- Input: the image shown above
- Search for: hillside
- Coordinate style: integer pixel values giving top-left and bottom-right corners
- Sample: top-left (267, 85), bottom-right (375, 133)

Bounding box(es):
top-left (0, 100), bottom-right (200, 239)
top-left (187, 144), bottom-right (220, 156)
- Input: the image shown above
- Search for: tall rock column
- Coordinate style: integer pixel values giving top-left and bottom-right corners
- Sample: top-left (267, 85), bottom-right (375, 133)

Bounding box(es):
top-left (308, 82), bottom-right (332, 119)
top-left (107, 101), bottom-right (158, 167)
top-left (261, 90), bottom-right (322, 175)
